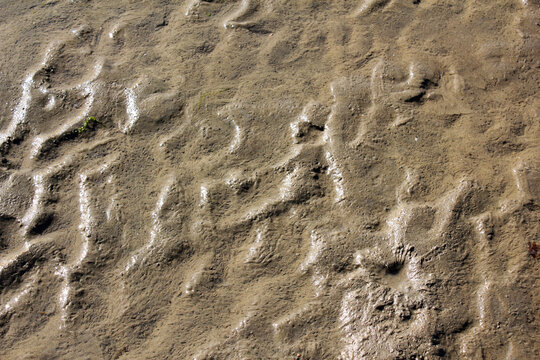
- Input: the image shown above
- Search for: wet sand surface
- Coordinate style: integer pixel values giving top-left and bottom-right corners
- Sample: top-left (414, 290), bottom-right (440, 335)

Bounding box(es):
top-left (0, 0), bottom-right (539, 359)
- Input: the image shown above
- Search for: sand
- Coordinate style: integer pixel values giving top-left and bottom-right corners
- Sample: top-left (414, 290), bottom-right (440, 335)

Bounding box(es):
top-left (0, 0), bottom-right (539, 358)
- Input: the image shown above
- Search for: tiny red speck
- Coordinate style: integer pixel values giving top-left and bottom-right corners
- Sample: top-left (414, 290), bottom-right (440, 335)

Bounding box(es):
top-left (528, 242), bottom-right (539, 259)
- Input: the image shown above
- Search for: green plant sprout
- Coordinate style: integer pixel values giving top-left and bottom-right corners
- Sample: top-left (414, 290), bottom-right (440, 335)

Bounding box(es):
top-left (78, 116), bottom-right (101, 134)
top-left (196, 88), bottom-right (229, 110)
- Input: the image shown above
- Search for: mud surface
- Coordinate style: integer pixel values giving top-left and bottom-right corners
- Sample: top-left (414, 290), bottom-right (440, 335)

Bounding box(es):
top-left (0, 0), bottom-right (539, 359)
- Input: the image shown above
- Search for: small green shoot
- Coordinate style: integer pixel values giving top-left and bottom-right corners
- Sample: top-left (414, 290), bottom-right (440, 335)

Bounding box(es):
top-left (78, 116), bottom-right (101, 135)
top-left (196, 88), bottom-right (229, 111)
